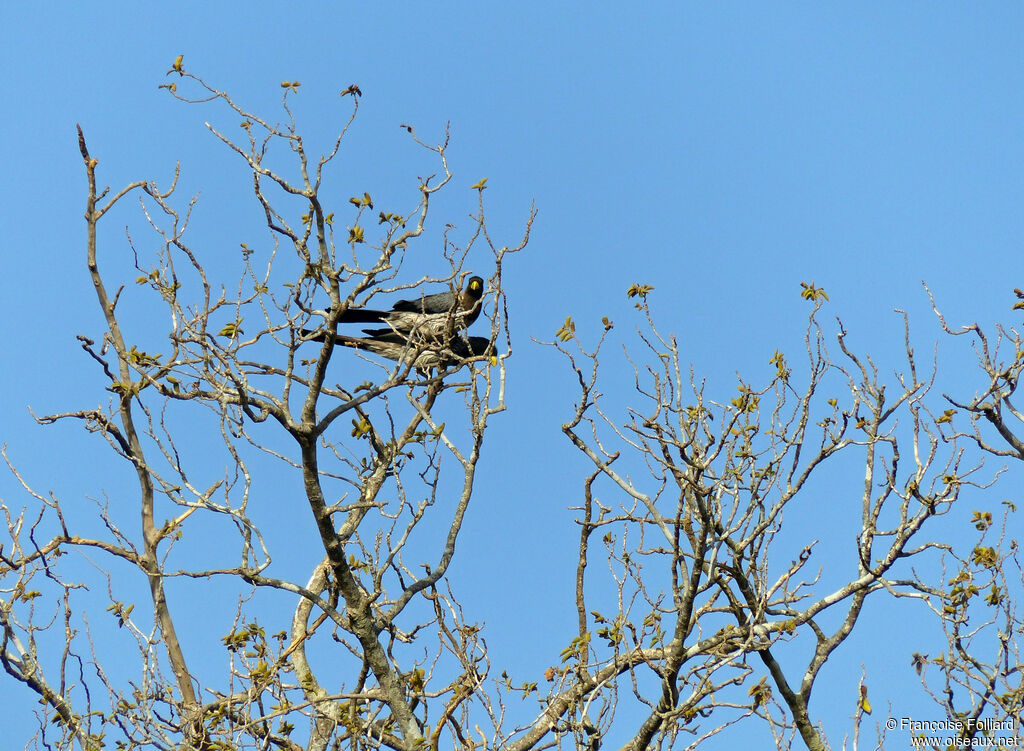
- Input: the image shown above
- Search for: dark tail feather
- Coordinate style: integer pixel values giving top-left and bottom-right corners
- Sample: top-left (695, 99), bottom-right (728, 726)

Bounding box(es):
top-left (301, 328), bottom-right (332, 343)
top-left (338, 308), bottom-right (388, 324)
top-left (301, 328), bottom-right (324, 341)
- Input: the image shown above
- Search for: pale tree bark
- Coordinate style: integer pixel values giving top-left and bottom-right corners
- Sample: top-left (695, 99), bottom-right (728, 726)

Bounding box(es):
top-left (2, 65), bottom-right (1021, 751)
top-left (2, 67), bottom-right (530, 751)
top-left (535, 286), bottom-right (1019, 750)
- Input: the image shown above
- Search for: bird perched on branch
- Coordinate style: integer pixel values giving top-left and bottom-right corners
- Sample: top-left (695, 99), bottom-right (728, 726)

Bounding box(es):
top-left (302, 329), bottom-right (495, 372)
top-left (340, 276), bottom-right (485, 338)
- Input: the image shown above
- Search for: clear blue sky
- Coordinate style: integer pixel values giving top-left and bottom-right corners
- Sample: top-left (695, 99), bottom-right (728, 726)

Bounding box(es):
top-left (3, 2), bottom-right (1023, 747)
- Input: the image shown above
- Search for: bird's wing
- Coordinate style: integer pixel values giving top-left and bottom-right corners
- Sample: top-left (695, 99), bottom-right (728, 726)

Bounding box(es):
top-left (392, 289), bottom-right (458, 315)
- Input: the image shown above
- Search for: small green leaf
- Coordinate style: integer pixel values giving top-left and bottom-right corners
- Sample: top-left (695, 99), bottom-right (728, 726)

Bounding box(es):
top-left (556, 316), bottom-right (575, 342)
top-left (351, 417), bottom-right (372, 439)
top-left (219, 321), bottom-right (243, 339)
top-left (626, 283), bottom-right (654, 299)
top-left (799, 281), bottom-right (829, 302)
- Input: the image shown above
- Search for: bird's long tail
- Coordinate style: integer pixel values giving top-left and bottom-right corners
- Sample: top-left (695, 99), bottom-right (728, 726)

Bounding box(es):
top-left (336, 308), bottom-right (389, 323)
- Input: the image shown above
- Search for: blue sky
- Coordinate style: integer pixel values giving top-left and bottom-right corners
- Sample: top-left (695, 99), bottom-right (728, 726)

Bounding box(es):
top-left (3, 2), bottom-right (1023, 747)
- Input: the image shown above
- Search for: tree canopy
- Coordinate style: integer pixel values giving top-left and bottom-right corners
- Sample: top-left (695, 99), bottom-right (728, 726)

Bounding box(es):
top-left (2, 66), bottom-right (1022, 751)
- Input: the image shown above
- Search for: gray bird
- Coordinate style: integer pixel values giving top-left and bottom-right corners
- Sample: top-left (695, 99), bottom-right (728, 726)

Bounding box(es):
top-left (340, 276), bottom-right (485, 339)
top-left (302, 329), bottom-right (494, 372)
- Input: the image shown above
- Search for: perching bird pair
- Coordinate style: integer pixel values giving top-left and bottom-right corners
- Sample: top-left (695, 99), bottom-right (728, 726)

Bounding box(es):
top-left (303, 275), bottom-right (493, 371)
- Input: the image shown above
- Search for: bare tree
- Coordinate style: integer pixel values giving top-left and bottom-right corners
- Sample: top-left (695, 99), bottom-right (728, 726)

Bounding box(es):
top-left (544, 283), bottom-right (1022, 750)
top-left (886, 291), bottom-right (1024, 746)
top-left (1, 66), bottom-right (532, 751)
top-left (1, 65), bottom-right (1021, 751)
